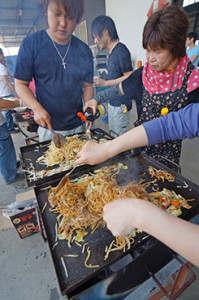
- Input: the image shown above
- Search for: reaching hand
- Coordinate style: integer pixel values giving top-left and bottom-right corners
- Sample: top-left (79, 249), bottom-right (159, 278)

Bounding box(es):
top-left (103, 198), bottom-right (141, 238)
top-left (74, 141), bottom-right (109, 166)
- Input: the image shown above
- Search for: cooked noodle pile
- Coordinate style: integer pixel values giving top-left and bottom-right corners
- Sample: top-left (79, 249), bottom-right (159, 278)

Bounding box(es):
top-left (37, 135), bottom-right (88, 167)
top-left (47, 164), bottom-right (192, 264)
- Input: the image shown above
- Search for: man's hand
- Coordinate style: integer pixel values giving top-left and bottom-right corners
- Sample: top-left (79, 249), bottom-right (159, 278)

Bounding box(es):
top-left (84, 99), bottom-right (98, 115)
top-left (93, 76), bottom-right (106, 87)
top-left (33, 106), bottom-right (52, 130)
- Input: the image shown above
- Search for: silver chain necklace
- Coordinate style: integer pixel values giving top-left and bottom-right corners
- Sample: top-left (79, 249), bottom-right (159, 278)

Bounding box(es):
top-left (51, 39), bottom-right (71, 69)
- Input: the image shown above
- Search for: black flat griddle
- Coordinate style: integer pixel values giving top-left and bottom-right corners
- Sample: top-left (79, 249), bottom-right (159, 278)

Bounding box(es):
top-left (20, 128), bottom-right (113, 187)
top-left (34, 153), bottom-right (199, 296)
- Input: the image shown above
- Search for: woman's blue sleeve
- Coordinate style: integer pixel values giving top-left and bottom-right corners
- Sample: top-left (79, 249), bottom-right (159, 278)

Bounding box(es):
top-left (143, 104), bottom-right (199, 145)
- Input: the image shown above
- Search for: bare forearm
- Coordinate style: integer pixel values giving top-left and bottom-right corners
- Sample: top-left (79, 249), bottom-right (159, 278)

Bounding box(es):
top-left (0, 99), bottom-right (19, 109)
top-left (105, 71), bottom-right (133, 87)
top-left (190, 54), bottom-right (198, 63)
top-left (15, 79), bottom-right (41, 111)
top-left (105, 125), bottom-right (148, 159)
top-left (15, 79), bottom-right (52, 129)
top-left (75, 124), bottom-right (149, 165)
top-left (136, 200), bottom-right (199, 267)
top-left (83, 83), bottom-right (94, 104)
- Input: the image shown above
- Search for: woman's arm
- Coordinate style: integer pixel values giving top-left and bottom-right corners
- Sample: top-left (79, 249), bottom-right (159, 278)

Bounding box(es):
top-left (15, 78), bottom-right (52, 130)
top-left (75, 103), bottom-right (199, 166)
top-left (103, 198), bottom-right (199, 267)
top-left (75, 124), bottom-right (148, 165)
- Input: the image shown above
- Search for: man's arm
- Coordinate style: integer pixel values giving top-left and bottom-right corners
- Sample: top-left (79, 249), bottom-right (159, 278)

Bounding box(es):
top-left (82, 82), bottom-right (94, 104)
top-left (15, 78), bottom-right (52, 130)
top-left (94, 70), bottom-right (133, 87)
top-left (0, 99), bottom-right (19, 109)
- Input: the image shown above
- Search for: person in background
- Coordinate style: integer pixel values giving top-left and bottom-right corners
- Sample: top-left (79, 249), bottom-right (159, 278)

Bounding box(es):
top-left (186, 31), bottom-right (199, 67)
top-left (85, 5), bottom-right (199, 169)
top-left (0, 49), bottom-right (19, 134)
top-left (14, 0), bottom-right (94, 142)
top-left (91, 16), bottom-right (133, 137)
top-left (75, 103), bottom-right (199, 268)
top-left (0, 98), bottom-right (24, 184)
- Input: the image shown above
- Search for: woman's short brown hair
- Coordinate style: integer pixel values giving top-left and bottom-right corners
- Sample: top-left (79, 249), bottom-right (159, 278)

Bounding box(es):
top-left (143, 5), bottom-right (190, 59)
top-left (43, 0), bottom-right (84, 23)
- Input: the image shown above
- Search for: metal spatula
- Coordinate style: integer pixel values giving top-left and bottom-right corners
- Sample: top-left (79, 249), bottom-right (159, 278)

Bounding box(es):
top-left (54, 166), bottom-right (77, 195)
top-left (51, 129), bottom-right (66, 148)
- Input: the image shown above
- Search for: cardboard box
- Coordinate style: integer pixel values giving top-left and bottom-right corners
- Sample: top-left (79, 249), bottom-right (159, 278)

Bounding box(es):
top-left (5, 190), bottom-right (43, 239)
top-left (10, 206), bottom-right (40, 239)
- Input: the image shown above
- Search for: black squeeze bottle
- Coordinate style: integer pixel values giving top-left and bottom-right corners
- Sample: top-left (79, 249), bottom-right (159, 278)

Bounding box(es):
top-left (84, 104), bottom-right (106, 122)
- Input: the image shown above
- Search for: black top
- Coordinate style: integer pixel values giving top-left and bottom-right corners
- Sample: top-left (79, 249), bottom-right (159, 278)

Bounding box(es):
top-left (107, 42), bottom-right (133, 110)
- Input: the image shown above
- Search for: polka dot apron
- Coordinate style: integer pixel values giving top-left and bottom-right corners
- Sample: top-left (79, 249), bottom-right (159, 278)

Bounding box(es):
top-left (135, 62), bottom-right (195, 169)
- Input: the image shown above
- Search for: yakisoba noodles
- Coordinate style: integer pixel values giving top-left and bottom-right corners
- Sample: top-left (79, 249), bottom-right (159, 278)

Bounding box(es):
top-left (37, 135), bottom-right (88, 167)
top-left (48, 163), bottom-right (192, 266)
top-left (48, 164), bottom-right (149, 262)
top-left (148, 166), bottom-right (175, 182)
top-left (26, 135), bottom-right (107, 181)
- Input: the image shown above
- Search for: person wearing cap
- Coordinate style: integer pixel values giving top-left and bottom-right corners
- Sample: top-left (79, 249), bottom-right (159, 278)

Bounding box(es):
top-left (85, 5), bottom-right (199, 169)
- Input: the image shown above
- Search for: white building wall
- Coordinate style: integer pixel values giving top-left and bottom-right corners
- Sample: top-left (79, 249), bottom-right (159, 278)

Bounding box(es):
top-left (105, 0), bottom-right (152, 69)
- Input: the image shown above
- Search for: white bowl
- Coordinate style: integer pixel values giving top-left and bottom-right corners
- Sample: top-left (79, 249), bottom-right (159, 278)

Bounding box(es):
top-left (13, 106), bottom-right (27, 113)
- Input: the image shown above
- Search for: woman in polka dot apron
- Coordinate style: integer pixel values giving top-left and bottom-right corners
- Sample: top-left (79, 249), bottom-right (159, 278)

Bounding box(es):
top-left (124, 5), bottom-right (199, 169)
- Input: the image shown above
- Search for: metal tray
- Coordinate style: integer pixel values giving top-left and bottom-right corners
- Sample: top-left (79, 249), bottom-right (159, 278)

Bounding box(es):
top-left (20, 128), bottom-right (113, 187)
top-left (34, 153), bottom-right (199, 296)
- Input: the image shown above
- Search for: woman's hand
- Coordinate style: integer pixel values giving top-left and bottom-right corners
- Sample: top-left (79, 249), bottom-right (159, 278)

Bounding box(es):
top-left (74, 141), bottom-right (110, 166)
top-left (103, 198), bottom-right (137, 238)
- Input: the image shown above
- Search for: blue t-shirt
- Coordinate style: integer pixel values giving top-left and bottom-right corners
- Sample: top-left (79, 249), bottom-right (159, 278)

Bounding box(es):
top-left (107, 42), bottom-right (133, 110)
top-left (186, 45), bottom-right (199, 67)
top-left (14, 30), bottom-right (93, 130)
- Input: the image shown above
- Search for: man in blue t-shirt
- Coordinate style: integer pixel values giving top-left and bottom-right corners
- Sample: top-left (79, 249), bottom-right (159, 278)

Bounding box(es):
top-left (14, 0), bottom-right (94, 142)
top-left (186, 32), bottom-right (199, 67)
top-left (91, 16), bottom-right (133, 137)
